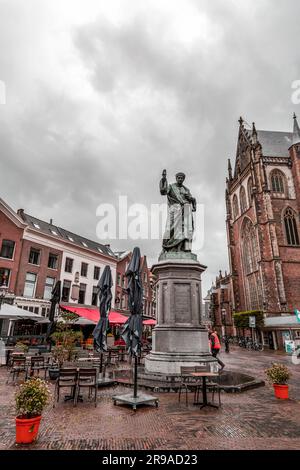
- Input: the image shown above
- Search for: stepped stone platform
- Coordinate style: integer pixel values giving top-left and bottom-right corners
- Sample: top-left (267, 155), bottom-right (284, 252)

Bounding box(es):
top-left (111, 367), bottom-right (265, 393)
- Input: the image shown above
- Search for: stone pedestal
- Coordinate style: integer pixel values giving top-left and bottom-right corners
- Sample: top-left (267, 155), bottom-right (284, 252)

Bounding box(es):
top-left (145, 256), bottom-right (216, 375)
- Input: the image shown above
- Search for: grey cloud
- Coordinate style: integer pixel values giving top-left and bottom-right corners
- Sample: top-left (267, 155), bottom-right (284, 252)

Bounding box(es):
top-left (1, 0), bottom-right (300, 294)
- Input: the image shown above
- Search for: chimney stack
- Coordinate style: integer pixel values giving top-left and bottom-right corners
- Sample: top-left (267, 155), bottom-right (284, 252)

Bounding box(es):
top-left (17, 208), bottom-right (24, 218)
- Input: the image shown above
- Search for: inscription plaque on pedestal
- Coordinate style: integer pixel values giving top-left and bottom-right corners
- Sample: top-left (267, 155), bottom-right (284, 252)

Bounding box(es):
top-left (174, 284), bottom-right (191, 323)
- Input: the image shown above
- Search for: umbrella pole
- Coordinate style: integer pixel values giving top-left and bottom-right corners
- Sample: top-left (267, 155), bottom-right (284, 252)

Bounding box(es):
top-left (100, 352), bottom-right (103, 375)
top-left (133, 355), bottom-right (138, 398)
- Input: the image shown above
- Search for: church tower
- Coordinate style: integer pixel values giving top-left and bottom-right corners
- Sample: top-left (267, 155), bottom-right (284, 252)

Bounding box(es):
top-left (226, 115), bottom-right (300, 349)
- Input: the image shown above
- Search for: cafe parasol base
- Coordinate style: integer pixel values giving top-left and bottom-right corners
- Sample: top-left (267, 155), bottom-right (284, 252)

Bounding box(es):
top-left (98, 377), bottom-right (116, 387)
top-left (112, 392), bottom-right (159, 411)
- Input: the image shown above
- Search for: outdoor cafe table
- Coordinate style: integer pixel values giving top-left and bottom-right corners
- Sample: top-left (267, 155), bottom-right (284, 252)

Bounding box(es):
top-left (190, 372), bottom-right (220, 410)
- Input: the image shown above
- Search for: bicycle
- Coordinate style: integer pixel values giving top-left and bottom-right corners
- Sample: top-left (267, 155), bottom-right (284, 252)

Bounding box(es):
top-left (252, 341), bottom-right (263, 351)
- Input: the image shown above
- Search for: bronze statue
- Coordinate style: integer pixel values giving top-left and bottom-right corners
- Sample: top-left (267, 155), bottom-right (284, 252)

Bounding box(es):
top-left (160, 170), bottom-right (196, 253)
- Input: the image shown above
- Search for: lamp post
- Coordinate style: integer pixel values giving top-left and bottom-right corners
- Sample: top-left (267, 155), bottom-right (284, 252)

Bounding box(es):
top-left (221, 308), bottom-right (226, 336)
top-left (0, 280), bottom-right (8, 310)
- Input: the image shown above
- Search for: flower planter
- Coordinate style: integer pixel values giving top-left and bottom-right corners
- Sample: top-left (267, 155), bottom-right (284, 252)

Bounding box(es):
top-left (15, 415), bottom-right (42, 444)
top-left (273, 384), bottom-right (289, 399)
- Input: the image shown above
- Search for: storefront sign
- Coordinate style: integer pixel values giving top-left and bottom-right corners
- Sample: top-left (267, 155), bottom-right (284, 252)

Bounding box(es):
top-left (285, 340), bottom-right (295, 354)
top-left (294, 309), bottom-right (300, 323)
top-left (249, 316), bottom-right (256, 328)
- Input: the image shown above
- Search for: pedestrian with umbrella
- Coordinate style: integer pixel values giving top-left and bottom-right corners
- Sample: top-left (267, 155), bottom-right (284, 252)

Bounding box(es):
top-left (113, 247), bottom-right (158, 410)
top-left (93, 266), bottom-right (113, 374)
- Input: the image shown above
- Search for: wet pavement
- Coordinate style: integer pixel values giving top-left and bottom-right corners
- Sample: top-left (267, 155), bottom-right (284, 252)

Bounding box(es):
top-left (1, 347), bottom-right (300, 450)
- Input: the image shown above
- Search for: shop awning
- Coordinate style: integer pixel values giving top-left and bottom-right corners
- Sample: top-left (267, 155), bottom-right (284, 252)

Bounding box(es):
top-left (143, 319), bottom-right (157, 325)
top-left (264, 315), bottom-right (300, 328)
top-left (0, 303), bottom-right (45, 322)
top-left (60, 305), bottom-right (128, 324)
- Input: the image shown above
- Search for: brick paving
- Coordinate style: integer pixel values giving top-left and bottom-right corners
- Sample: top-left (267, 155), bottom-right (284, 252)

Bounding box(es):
top-left (1, 347), bottom-right (300, 450)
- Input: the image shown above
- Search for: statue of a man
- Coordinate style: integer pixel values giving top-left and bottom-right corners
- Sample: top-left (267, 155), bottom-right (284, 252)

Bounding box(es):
top-left (160, 170), bottom-right (196, 253)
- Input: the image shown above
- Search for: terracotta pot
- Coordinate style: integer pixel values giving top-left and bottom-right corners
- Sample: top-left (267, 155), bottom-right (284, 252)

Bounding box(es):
top-left (15, 415), bottom-right (42, 444)
top-left (273, 384), bottom-right (289, 399)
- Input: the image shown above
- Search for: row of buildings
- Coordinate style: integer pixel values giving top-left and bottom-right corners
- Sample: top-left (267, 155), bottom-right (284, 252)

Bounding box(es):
top-left (208, 114), bottom-right (300, 350)
top-left (0, 198), bottom-right (155, 337)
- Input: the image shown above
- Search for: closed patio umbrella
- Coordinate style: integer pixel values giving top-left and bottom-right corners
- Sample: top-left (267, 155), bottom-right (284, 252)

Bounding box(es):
top-left (46, 280), bottom-right (61, 341)
top-left (121, 247), bottom-right (143, 358)
top-left (113, 247), bottom-right (158, 410)
top-left (92, 266), bottom-right (113, 352)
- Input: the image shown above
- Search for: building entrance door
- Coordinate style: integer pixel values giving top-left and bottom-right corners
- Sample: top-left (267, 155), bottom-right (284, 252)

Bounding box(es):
top-left (268, 331), bottom-right (275, 350)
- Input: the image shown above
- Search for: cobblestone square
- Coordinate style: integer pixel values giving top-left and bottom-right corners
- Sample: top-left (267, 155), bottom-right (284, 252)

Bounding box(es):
top-left (1, 348), bottom-right (300, 451)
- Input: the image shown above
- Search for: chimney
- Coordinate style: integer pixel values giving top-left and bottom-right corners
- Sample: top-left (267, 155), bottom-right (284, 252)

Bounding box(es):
top-left (17, 208), bottom-right (24, 219)
top-left (105, 244), bottom-right (110, 248)
top-left (50, 218), bottom-right (53, 225)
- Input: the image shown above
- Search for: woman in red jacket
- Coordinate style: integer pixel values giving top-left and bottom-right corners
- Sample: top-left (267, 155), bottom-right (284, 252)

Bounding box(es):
top-left (209, 330), bottom-right (225, 371)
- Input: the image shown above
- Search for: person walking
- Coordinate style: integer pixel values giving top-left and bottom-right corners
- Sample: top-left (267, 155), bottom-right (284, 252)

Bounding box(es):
top-left (209, 330), bottom-right (225, 371)
top-left (224, 336), bottom-right (230, 353)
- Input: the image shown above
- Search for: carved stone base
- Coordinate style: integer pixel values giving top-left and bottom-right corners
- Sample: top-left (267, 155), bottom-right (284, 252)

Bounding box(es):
top-left (145, 258), bottom-right (216, 375)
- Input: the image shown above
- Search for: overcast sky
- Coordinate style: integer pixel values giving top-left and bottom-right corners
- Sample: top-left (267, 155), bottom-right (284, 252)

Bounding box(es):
top-left (0, 0), bottom-right (300, 295)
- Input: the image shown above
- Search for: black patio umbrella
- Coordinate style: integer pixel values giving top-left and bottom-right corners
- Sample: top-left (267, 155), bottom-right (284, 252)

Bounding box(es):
top-left (46, 280), bottom-right (61, 341)
top-left (121, 247), bottom-right (143, 398)
top-left (112, 247), bottom-right (159, 409)
top-left (92, 266), bottom-right (113, 354)
top-left (122, 247), bottom-right (143, 357)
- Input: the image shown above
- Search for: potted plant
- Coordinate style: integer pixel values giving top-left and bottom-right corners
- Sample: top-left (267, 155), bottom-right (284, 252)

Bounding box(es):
top-left (15, 377), bottom-right (51, 444)
top-left (15, 342), bottom-right (29, 354)
top-left (265, 363), bottom-right (291, 399)
top-left (49, 312), bottom-right (83, 378)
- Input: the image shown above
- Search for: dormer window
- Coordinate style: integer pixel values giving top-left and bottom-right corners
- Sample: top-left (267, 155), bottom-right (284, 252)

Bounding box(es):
top-left (98, 247), bottom-right (103, 253)
top-left (82, 242), bottom-right (88, 248)
top-left (51, 230), bottom-right (58, 236)
top-left (33, 223), bottom-right (40, 229)
top-left (68, 236), bottom-right (74, 242)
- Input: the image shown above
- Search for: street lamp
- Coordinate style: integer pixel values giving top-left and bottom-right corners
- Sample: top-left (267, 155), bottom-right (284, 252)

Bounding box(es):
top-left (221, 308), bottom-right (227, 336)
top-left (0, 280), bottom-right (8, 310)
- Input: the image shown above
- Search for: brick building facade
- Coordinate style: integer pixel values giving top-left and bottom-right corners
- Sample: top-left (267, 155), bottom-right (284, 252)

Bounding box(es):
top-left (0, 198), bottom-right (117, 323)
top-left (0, 197), bottom-right (155, 341)
top-left (226, 114), bottom-right (300, 349)
top-left (0, 200), bottom-right (27, 295)
top-left (209, 271), bottom-right (234, 338)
